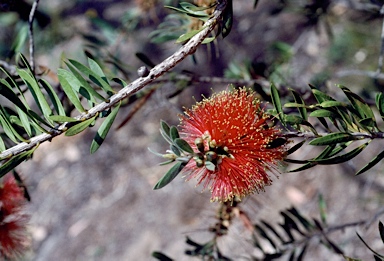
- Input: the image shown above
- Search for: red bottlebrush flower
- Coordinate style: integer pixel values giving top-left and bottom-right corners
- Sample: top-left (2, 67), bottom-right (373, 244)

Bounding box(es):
top-left (179, 88), bottom-right (287, 202)
top-left (0, 174), bottom-right (29, 259)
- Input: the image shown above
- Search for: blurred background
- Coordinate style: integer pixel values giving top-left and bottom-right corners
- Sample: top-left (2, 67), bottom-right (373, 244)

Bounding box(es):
top-left (1, 0), bottom-right (384, 260)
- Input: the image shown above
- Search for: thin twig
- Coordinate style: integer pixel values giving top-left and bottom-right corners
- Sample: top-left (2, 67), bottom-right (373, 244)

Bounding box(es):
top-left (280, 206), bottom-right (384, 251)
top-left (0, 60), bottom-right (17, 75)
top-left (28, 0), bottom-right (40, 73)
top-left (153, 74), bottom-right (269, 88)
top-left (335, 69), bottom-right (384, 80)
top-left (283, 131), bottom-right (384, 139)
top-left (0, 1), bottom-right (227, 161)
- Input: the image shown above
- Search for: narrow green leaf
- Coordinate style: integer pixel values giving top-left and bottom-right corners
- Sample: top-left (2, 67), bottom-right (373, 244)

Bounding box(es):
top-left (136, 52), bottom-right (156, 68)
top-left (69, 59), bottom-right (114, 96)
top-left (285, 115), bottom-right (304, 125)
top-left (316, 144), bottom-right (337, 159)
top-left (222, 0), bottom-right (233, 38)
top-left (17, 53), bottom-right (33, 74)
top-left (267, 137), bottom-right (287, 149)
top-left (254, 224), bottom-right (277, 249)
top-left (111, 78), bottom-right (128, 87)
top-left (179, 2), bottom-right (214, 12)
top-left (65, 62), bottom-right (106, 102)
top-left (290, 89), bottom-right (308, 120)
top-left (16, 107), bottom-right (32, 137)
top-left (160, 128), bottom-right (173, 145)
top-left (27, 110), bottom-right (51, 131)
top-left (260, 220), bottom-right (285, 244)
top-left (170, 126), bottom-right (180, 141)
top-left (288, 250), bottom-right (296, 261)
top-left (10, 25), bottom-right (28, 58)
top-left (65, 117), bottom-right (95, 136)
top-left (176, 29), bottom-right (200, 43)
top-left (0, 68), bottom-right (26, 99)
top-left (165, 4), bottom-right (209, 17)
top-left (88, 58), bottom-right (109, 85)
top-left (170, 144), bottom-right (181, 156)
top-left (309, 109), bottom-right (336, 118)
top-left (320, 101), bottom-right (347, 108)
top-left (174, 138), bottom-right (194, 153)
top-left (356, 149), bottom-right (384, 175)
top-left (375, 92), bottom-right (384, 119)
top-left (90, 103), bottom-right (121, 154)
top-left (379, 221), bottom-right (384, 244)
top-left (310, 86), bottom-right (336, 103)
top-left (270, 83), bottom-right (285, 125)
top-left (0, 135), bottom-right (5, 152)
top-left (318, 194), bottom-right (327, 224)
top-left (287, 140), bottom-right (306, 155)
top-left (49, 115), bottom-right (79, 123)
top-left (284, 103), bottom-right (308, 108)
top-left (359, 118), bottom-right (375, 128)
top-left (159, 159), bottom-right (175, 166)
top-left (356, 232), bottom-right (384, 258)
top-left (10, 115), bottom-right (23, 126)
top-left (312, 143), bottom-right (368, 165)
top-left (0, 109), bottom-right (28, 143)
top-left (0, 79), bottom-right (27, 109)
top-left (287, 207), bottom-right (313, 230)
top-left (153, 161), bottom-right (187, 189)
top-left (152, 251), bottom-right (174, 261)
top-left (16, 69), bottom-right (53, 125)
top-left (0, 80), bottom-right (33, 118)
top-left (0, 79), bottom-right (50, 130)
top-left (39, 79), bottom-right (66, 116)
top-left (58, 68), bottom-right (94, 102)
top-left (201, 37), bottom-right (215, 44)
top-left (339, 85), bottom-right (375, 121)
top-left (309, 133), bottom-right (358, 146)
top-left (323, 234), bottom-right (344, 255)
top-left (148, 147), bottom-right (165, 157)
top-left (0, 147), bottom-right (36, 178)
top-left (254, 0), bottom-right (259, 8)
top-left (287, 162), bottom-right (317, 172)
top-left (328, 142), bottom-right (351, 157)
top-left (284, 158), bottom-right (310, 164)
top-left (297, 244), bottom-right (308, 261)
top-left (160, 120), bottom-right (171, 137)
top-left (58, 68), bottom-right (85, 113)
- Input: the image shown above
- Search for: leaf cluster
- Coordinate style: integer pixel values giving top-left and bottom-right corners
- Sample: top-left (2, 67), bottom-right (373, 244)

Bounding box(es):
top-left (0, 54), bottom-right (125, 176)
top-left (150, 1), bottom-right (232, 44)
top-left (151, 120), bottom-right (194, 190)
top-left (152, 199), bottom-right (359, 261)
top-left (270, 83), bottom-right (384, 175)
top-left (250, 206), bottom-right (344, 260)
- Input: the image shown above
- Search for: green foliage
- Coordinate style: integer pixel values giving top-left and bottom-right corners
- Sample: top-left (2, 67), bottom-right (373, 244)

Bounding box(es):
top-left (153, 161), bottom-right (187, 190)
top-left (150, 1), bottom-right (221, 44)
top-left (90, 101), bottom-right (121, 154)
top-left (151, 120), bottom-right (195, 189)
top-left (269, 83), bottom-right (384, 174)
top-left (153, 202), bottom-right (350, 260)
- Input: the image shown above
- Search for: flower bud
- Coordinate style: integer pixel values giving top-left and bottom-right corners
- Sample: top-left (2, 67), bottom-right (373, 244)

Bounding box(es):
top-left (194, 138), bottom-right (205, 153)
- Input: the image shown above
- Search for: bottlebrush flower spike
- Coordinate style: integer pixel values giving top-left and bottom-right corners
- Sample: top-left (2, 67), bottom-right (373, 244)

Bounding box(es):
top-left (179, 88), bottom-right (287, 202)
top-left (0, 174), bottom-right (29, 259)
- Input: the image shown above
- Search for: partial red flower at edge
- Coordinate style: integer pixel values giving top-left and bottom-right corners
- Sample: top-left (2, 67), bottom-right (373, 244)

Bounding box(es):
top-left (179, 88), bottom-right (287, 202)
top-left (0, 174), bottom-right (29, 259)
